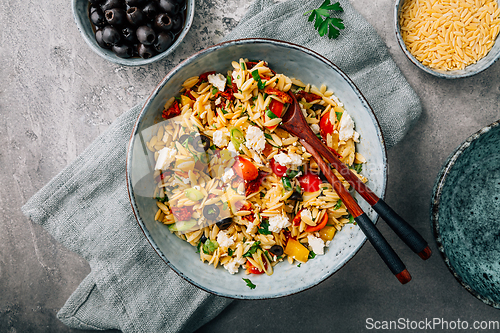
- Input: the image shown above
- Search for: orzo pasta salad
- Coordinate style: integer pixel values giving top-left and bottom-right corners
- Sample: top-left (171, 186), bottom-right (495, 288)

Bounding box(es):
top-left (148, 59), bottom-right (367, 277)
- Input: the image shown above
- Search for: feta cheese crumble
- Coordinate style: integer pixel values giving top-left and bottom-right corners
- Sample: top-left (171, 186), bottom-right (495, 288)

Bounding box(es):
top-left (221, 168), bottom-right (235, 183)
top-left (338, 112), bottom-right (360, 142)
top-left (155, 147), bottom-right (176, 170)
top-left (245, 126), bottom-right (266, 153)
top-left (307, 234), bottom-right (325, 255)
top-left (268, 214), bottom-right (291, 233)
top-left (273, 152), bottom-right (302, 168)
top-left (227, 141), bottom-right (238, 154)
top-left (213, 129), bottom-right (229, 148)
top-left (217, 231), bottom-right (234, 248)
top-left (223, 257), bottom-right (246, 275)
top-left (208, 73), bottom-right (226, 92)
top-left (301, 209), bottom-right (313, 222)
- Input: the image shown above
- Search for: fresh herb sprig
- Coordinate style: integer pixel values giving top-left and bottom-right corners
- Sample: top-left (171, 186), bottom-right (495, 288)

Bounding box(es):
top-left (305, 0), bottom-right (345, 39)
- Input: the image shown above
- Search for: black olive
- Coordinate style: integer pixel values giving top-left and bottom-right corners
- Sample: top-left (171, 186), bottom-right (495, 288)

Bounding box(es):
top-left (142, 1), bottom-right (161, 20)
top-left (90, 8), bottom-right (107, 27)
top-left (89, 5), bottom-right (100, 15)
top-left (154, 32), bottom-right (173, 52)
top-left (170, 12), bottom-right (183, 33)
top-left (101, 0), bottom-right (125, 11)
top-left (192, 135), bottom-right (211, 152)
top-left (137, 43), bottom-right (156, 58)
top-left (173, 0), bottom-right (185, 4)
top-left (89, 0), bottom-right (104, 5)
top-left (289, 191), bottom-right (303, 201)
top-left (159, 0), bottom-right (179, 15)
top-left (126, 7), bottom-right (144, 26)
top-left (310, 104), bottom-right (326, 112)
top-left (112, 44), bottom-right (133, 58)
top-left (178, 134), bottom-right (191, 144)
top-left (200, 234), bottom-right (207, 243)
top-left (136, 25), bottom-right (155, 45)
top-left (154, 13), bottom-right (172, 32)
top-left (269, 245), bottom-right (284, 257)
top-left (203, 205), bottom-right (220, 220)
top-left (216, 217), bottom-right (233, 230)
top-left (95, 29), bottom-right (111, 49)
top-left (125, 0), bottom-right (145, 6)
top-left (102, 25), bottom-right (121, 45)
top-left (121, 26), bottom-right (137, 44)
top-left (318, 172), bottom-right (328, 182)
top-left (105, 8), bottom-right (126, 26)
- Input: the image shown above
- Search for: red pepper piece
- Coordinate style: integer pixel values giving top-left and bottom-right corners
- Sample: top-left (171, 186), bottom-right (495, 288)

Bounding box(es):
top-left (292, 209), bottom-right (304, 226)
top-left (264, 87), bottom-right (292, 104)
top-left (245, 171), bottom-right (268, 196)
top-left (185, 89), bottom-right (195, 100)
top-left (295, 91), bottom-right (322, 103)
top-left (171, 206), bottom-right (193, 221)
top-left (162, 101), bottom-right (181, 119)
top-left (328, 146), bottom-right (342, 158)
top-left (305, 212), bottom-right (328, 232)
top-left (199, 71), bottom-right (216, 82)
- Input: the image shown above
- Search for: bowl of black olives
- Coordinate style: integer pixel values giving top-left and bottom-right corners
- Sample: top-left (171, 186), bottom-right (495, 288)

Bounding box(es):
top-left (72, 0), bottom-right (194, 65)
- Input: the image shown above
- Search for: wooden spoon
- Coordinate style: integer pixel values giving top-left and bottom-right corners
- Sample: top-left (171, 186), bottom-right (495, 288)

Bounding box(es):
top-left (280, 91), bottom-right (431, 260)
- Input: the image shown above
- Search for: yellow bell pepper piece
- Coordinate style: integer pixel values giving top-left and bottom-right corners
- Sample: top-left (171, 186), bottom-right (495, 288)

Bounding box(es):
top-left (284, 238), bottom-right (309, 263)
top-left (319, 226), bottom-right (336, 242)
top-left (181, 95), bottom-right (194, 108)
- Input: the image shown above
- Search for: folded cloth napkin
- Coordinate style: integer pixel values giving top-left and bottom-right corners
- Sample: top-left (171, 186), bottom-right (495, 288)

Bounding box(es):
top-left (21, 0), bottom-right (421, 332)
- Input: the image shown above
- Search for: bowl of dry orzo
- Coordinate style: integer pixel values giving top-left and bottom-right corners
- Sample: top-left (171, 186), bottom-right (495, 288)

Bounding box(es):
top-left (395, 0), bottom-right (500, 78)
top-left (126, 38), bottom-right (387, 299)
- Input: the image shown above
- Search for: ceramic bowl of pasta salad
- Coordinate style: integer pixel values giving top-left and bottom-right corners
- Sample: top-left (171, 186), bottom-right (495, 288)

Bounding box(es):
top-left (127, 38), bottom-right (387, 299)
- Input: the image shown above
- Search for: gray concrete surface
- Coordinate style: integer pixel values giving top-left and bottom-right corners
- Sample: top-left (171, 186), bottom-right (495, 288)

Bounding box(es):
top-left (1, 0), bottom-right (500, 332)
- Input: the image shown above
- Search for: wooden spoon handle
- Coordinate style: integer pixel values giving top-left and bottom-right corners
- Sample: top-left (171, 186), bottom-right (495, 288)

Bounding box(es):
top-left (301, 140), bottom-right (411, 284)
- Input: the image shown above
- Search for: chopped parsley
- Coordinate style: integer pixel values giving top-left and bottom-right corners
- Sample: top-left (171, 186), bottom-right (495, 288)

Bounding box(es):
top-left (305, 0), bottom-right (345, 39)
top-left (228, 248), bottom-right (235, 256)
top-left (258, 221), bottom-right (272, 235)
top-left (347, 214), bottom-right (355, 224)
top-left (297, 263), bottom-right (301, 267)
top-left (243, 278), bottom-right (256, 289)
top-left (286, 169), bottom-right (301, 178)
top-left (243, 241), bottom-right (261, 257)
top-left (212, 87), bottom-right (218, 95)
top-left (350, 163), bottom-right (363, 174)
top-left (266, 108), bottom-right (278, 119)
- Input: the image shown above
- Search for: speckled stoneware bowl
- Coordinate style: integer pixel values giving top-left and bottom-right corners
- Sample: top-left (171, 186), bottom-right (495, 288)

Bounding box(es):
top-left (431, 120), bottom-right (500, 308)
top-left (72, 0), bottom-right (194, 66)
top-left (126, 38), bottom-right (387, 299)
top-left (394, 0), bottom-right (500, 79)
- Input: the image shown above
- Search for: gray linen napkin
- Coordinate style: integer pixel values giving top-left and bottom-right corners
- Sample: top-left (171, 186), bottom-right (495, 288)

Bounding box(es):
top-left (21, 0), bottom-right (421, 332)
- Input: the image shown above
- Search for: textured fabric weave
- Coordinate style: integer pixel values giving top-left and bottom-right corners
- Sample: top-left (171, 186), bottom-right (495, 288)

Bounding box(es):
top-left (21, 0), bottom-right (421, 332)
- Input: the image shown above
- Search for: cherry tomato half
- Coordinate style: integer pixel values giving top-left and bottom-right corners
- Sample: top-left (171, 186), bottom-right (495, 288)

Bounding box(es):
top-left (319, 111), bottom-right (335, 138)
top-left (269, 99), bottom-right (284, 118)
top-left (297, 171), bottom-right (322, 193)
top-left (246, 257), bottom-right (268, 274)
top-left (233, 156), bottom-right (258, 181)
top-left (269, 159), bottom-right (287, 177)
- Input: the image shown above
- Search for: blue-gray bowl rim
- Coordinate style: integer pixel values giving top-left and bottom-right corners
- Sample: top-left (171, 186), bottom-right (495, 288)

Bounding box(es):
top-left (430, 119), bottom-right (500, 309)
top-left (71, 0), bottom-right (195, 66)
top-left (126, 37), bottom-right (388, 299)
top-left (394, 0), bottom-right (500, 79)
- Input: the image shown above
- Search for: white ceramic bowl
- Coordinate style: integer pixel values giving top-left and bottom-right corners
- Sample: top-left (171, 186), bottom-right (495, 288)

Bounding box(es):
top-left (126, 38), bottom-right (387, 299)
top-left (72, 0), bottom-right (194, 66)
top-left (394, 0), bottom-right (500, 79)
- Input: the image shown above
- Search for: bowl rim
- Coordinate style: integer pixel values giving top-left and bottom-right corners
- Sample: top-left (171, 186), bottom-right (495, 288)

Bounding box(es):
top-left (393, 0), bottom-right (500, 79)
top-left (430, 119), bottom-right (500, 309)
top-left (126, 37), bottom-right (388, 299)
top-left (71, 0), bottom-right (195, 66)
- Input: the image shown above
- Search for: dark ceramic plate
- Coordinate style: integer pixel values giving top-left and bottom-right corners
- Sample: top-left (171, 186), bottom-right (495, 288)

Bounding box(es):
top-left (431, 120), bottom-right (500, 308)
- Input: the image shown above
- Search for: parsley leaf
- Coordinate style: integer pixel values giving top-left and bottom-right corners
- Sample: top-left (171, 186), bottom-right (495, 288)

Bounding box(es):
top-left (308, 250), bottom-right (316, 259)
top-left (264, 133), bottom-right (273, 140)
top-left (351, 163), bottom-right (363, 173)
top-left (305, 0), bottom-right (344, 39)
top-left (228, 248), bottom-right (234, 256)
top-left (251, 70), bottom-right (266, 90)
top-left (266, 108), bottom-right (278, 119)
top-left (335, 111), bottom-right (343, 121)
top-left (333, 199), bottom-right (342, 210)
top-left (243, 241), bottom-right (261, 257)
top-left (203, 239), bottom-right (219, 254)
top-left (212, 87), bottom-right (218, 95)
top-left (243, 278), bottom-right (256, 289)
top-left (258, 221), bottom-right (272, 235)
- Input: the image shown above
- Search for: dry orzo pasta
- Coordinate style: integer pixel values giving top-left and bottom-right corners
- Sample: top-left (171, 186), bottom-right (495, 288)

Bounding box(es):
top-left (148, 59), bottom-right (367, 278)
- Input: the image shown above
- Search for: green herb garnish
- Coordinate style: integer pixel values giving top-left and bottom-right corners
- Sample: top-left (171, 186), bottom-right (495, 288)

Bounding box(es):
top-left (282, 176), bottom-right (293, 191)
top-left (333, 199), bottom-right (342, 210)
top-left (243, 278), bottom-right (256, 289)
top-left (266, 108), bottom-right (278, 119)
top-left (228, 248), bottom-right (235, 256)
top-left (297, 263), bottom-right (301, 267)
top-left (286, 169), bottom-right (301, 178)
top-left (335, 111), bottom-right (343, 121)
top-left (212, 87), bottom-right (219, 95)
top-left (305, 0), bottom-right (345, 39)
top-left (351, 163), bottom-right (363, 174)
top-left (243, 241), bottom-right (261, 257)
top-left (251, 70), bottom-right (266, 90)
top-left (308, 250), bottom-right (316, 259)
top-left (348, 214), bottom-right (355, 224)
top-left (203, 239), bottom-right (219, 254)
top-left (258, 221), bottom-right (272, 235)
